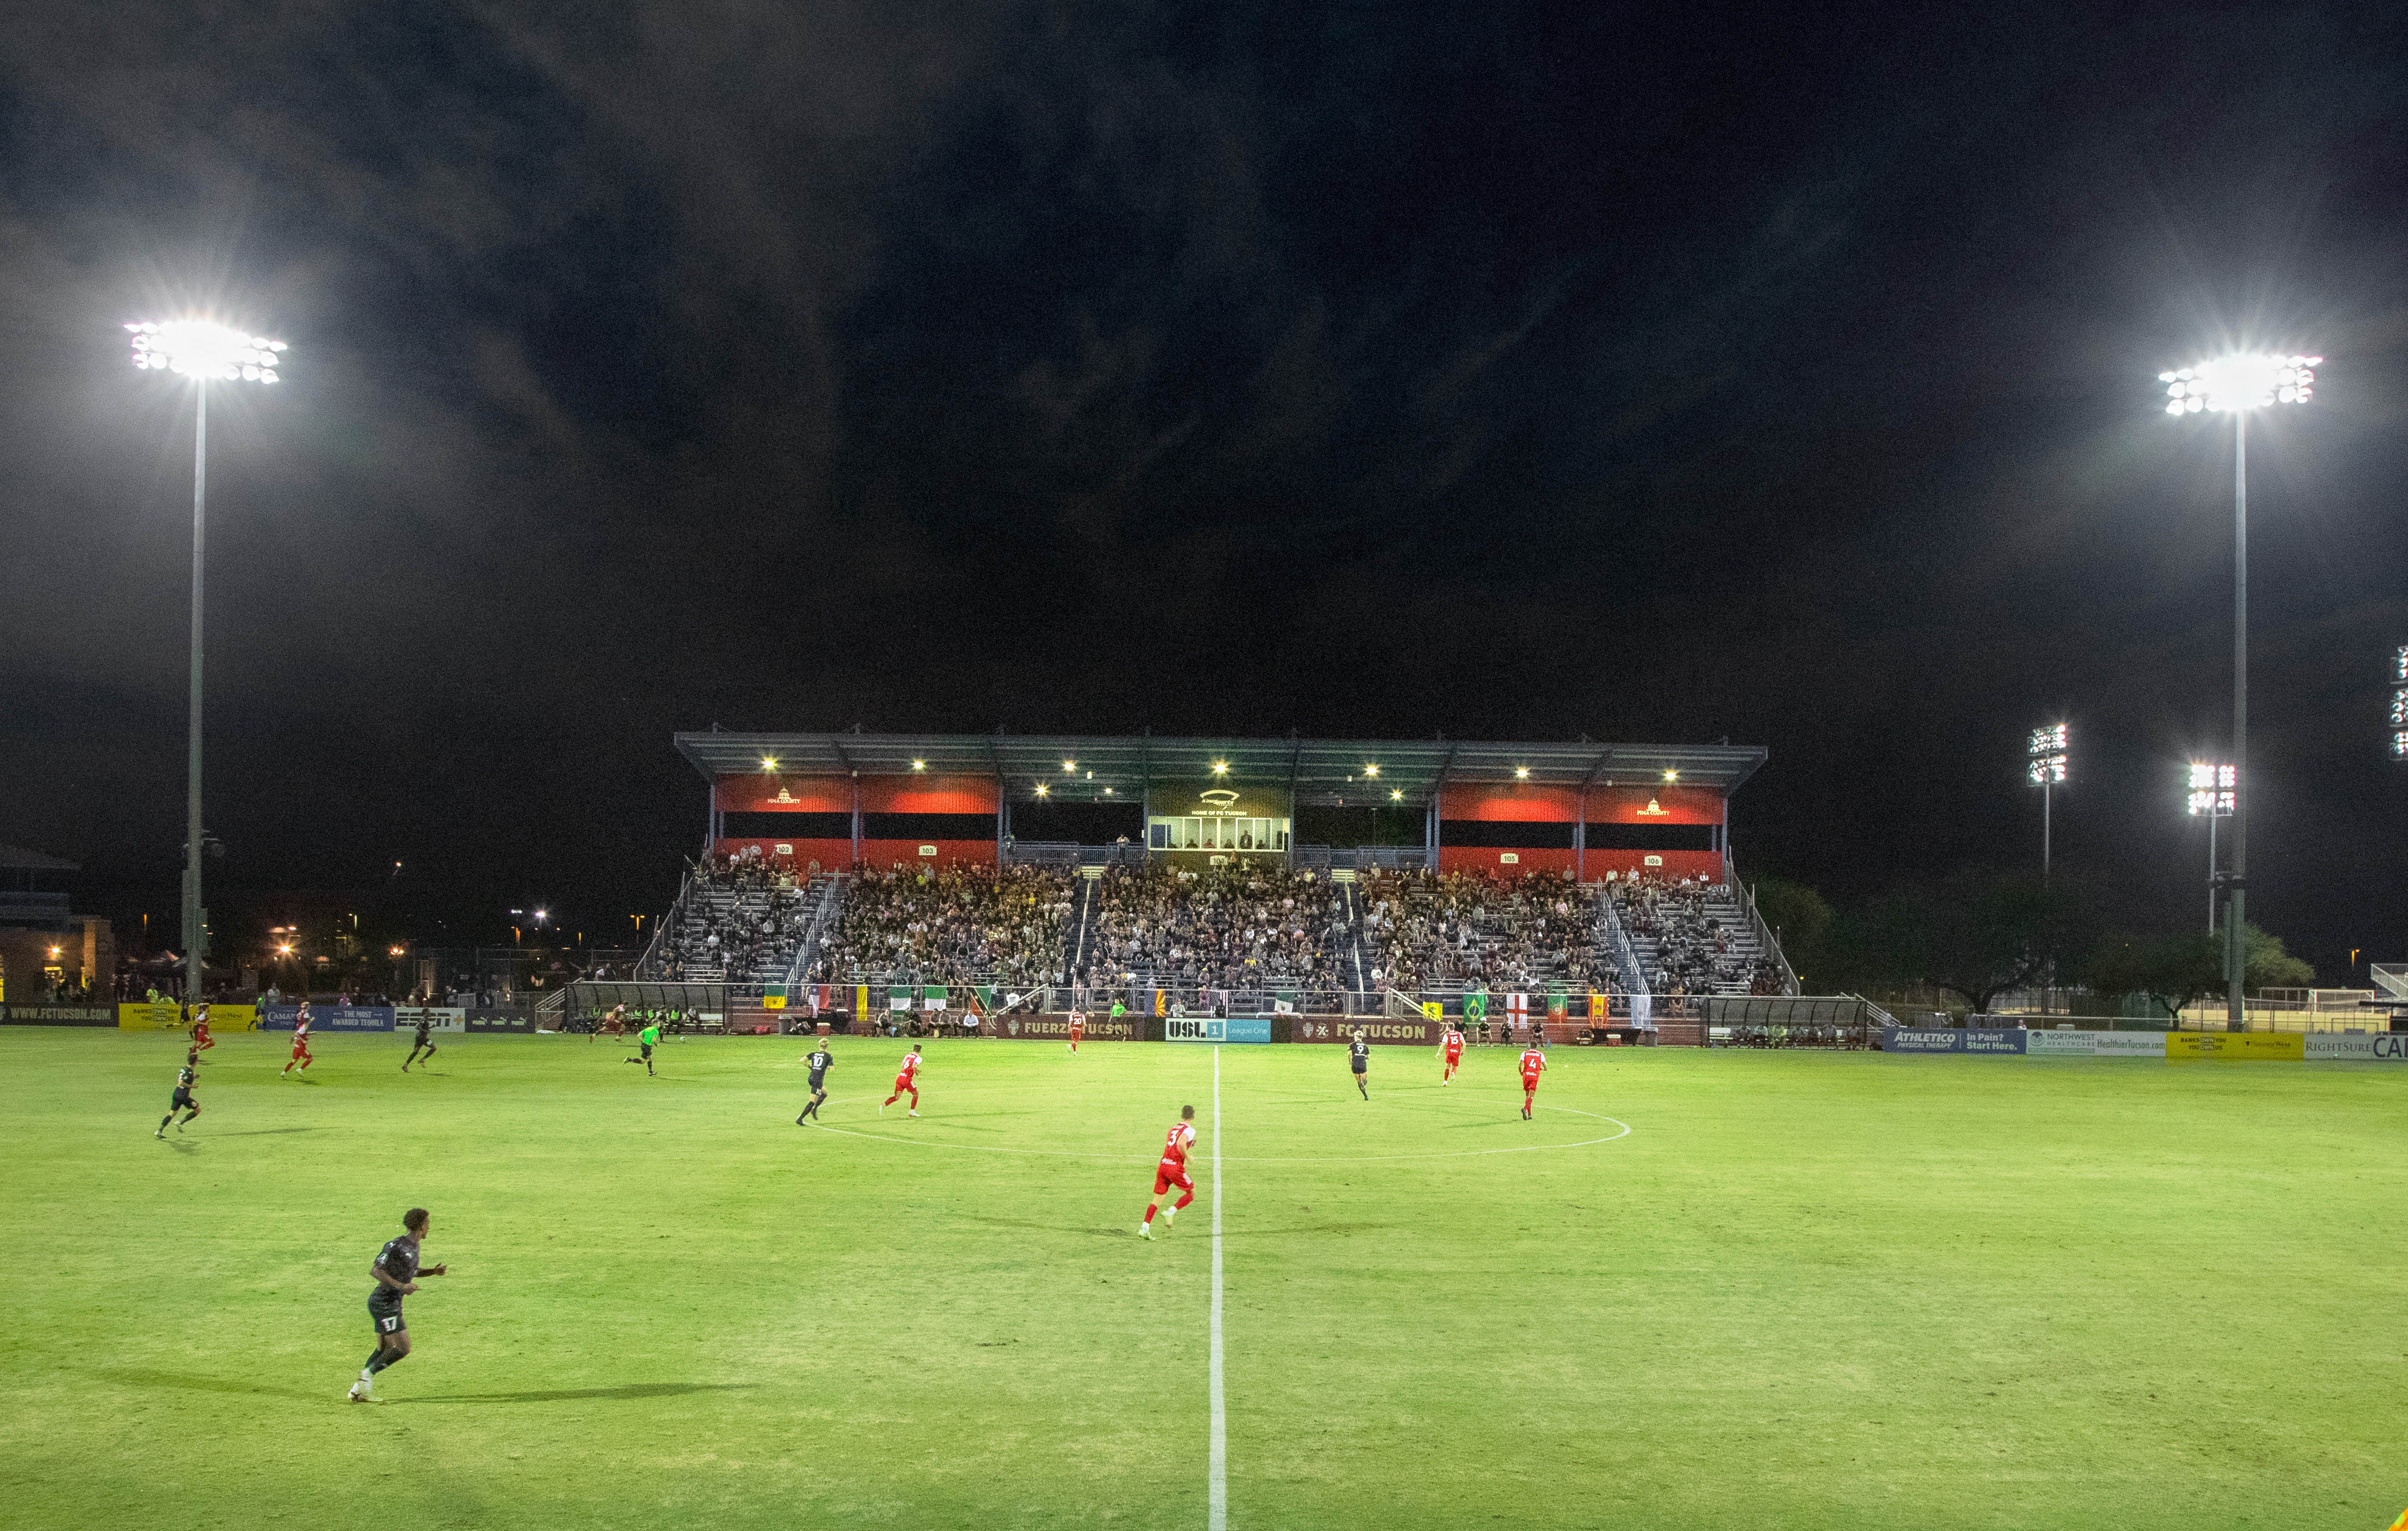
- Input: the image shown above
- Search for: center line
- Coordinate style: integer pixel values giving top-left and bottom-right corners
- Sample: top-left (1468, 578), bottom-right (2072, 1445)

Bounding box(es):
top-left (1209, 1045), bottom-right (1227, 1531)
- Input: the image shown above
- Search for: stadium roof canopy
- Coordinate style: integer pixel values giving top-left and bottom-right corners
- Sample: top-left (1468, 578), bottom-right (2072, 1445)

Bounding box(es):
top-left (674, 733), bottom-right (1765, 807)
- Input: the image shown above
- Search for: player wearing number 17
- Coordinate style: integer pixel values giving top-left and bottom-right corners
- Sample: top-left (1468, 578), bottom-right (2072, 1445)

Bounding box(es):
top-left (1137, 1104), bottom-right (1197, 1240)
top-left (1518, 1043), bottom-right (1546, 1119)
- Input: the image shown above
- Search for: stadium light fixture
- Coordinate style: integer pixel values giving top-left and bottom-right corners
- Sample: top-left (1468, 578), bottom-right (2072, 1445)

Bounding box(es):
top-left (911, 759), bottom-right (926, 771)
top-left (760, 756), bottom-right (778, 770)
top-left (2162, 348), bottom-right (2318, 1027)
top-left (1212, 760), bottom-right (1230, 775)
top-left (1515, 766), bottom-right (1530, 779)
top-left (1103, 786), bottom-right (1113, 795)
top-left (1363, 764), bottom-right (1379, 778)
top-left (1390, 788), bottom-right (1403, 802)
top-left (2027, 724), bottom-right (2068, 881)
top-left (2188, 762), bottom-right (2236, 936)
top-left (1063, 759), bottom-right (1076, 773)
top-left (1663, 769), bottom-right (1678, 782)
top-left (126, 318), bottom-right (288, 1011)
top-left (1035, 783), bottom-right (1049, 798)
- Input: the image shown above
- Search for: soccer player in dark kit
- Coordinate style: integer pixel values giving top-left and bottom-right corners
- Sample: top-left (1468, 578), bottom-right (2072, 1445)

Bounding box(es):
top-left (155, 1054), bottom-right (201, 1137)
top-left (349, 1207), bottom-right (446, 1402)
top-left (796, 1042), bottom-right (834, 1122)
top-left (402, 1011), bottom-right (438, 1072)
top-left (1349, 1028), bottom-right (1370, 1100)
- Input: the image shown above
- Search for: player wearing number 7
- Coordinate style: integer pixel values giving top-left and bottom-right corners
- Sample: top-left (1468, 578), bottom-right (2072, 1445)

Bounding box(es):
top-left (1518, 1042), bottom-right (1546, 1119)
top-left (1137, 1104), bottom-right (1197, 1240)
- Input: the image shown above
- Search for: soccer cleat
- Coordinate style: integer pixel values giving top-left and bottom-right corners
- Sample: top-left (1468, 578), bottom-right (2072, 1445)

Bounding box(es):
top-left (348, 1380), bottom-right (373, 1402)
top-left (795, 1114), bottom-right (806, 1126)
top-left (1137, 1221), bottom-right (1153, 1239)
top-left (1161, 1206), bottom-right (1176, 1223)
top-left (176, 1120), bottom-right (187, 1133)
top-left (154, 1128), bottom-right (165, 1139)
top-left (907, 1109), bottom-right (918, 1117)
top-left (878, 1102), bottom-right (885, 1115)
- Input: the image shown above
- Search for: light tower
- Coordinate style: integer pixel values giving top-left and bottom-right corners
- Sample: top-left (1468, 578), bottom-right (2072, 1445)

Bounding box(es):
top-left (126, 320), bottom-right (287, 1006)
top-left (2160, 351), bottom-right (2318, 1028)
top-left (2186, 763), bottom-right (2235, 936)
top-left (2026, 723), bottom-right (2067, 880)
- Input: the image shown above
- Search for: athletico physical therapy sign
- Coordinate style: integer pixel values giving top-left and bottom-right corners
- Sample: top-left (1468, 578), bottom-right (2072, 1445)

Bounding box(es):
top-left (1882, 1026), bottom-right (2027, 1054)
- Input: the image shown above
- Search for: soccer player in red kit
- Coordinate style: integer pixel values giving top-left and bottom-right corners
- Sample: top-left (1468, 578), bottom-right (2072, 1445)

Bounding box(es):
top-left (1067, 1012), bottom-right (1084, 1053)
top-left (1440, 1023), bottom-right (1465, 1084)
top-left (281, 1004), bottom-right (316, 1077)
top-left (1139, 1104), bottom-right (1197, 1239)
top-left (1518, 1043), bottom-right (1546, 1119)
top-left (190, 1004), bottom-right (216, 1060)
top-left (880, 1043), bottom-right (923, 1116)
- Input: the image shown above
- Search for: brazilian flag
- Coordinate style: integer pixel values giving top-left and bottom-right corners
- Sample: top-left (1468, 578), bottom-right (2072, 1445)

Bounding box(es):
top-left (1464, 988), bottom-right (1488, 1021)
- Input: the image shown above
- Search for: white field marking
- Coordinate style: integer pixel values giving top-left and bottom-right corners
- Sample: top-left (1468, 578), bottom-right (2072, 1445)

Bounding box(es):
top-left (1210, 1045), bottom-right (1227, 1531)
top-left (798, 1098), bottom-right (1629, 1163)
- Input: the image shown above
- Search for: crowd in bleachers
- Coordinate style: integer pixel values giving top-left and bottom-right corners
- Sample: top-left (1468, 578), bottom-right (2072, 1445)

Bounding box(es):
top-left (1079, 864), bottom-right (1349, 991)
top-left (1608, 873), bottom-right (1783, 998)
top-left (812, 863), bottom-right (1071, 988)
top-left (651, 849), bottom-right (812, 983)
top-left (1358, 869), bottom-right (1609, 992)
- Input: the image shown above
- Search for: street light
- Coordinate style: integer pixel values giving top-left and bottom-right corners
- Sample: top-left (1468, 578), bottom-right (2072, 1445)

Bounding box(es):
top-left (2161, 351), bottom-right (2318, 1026)
top-left (127, 320), bottom-right (287, 1007)
top-left (2026, 724), bottom-right (2068, 879)
top-left (2187, 763), bottom-right (2235, 935)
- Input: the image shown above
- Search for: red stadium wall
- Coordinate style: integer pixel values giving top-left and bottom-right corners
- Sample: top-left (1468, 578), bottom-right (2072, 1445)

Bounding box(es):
top-left (1437, 846), bottom-right (1579, 876)
top-left (1588, 785), bottom-right (1723, 824)
top-left (1437, 783), bottom-right (1583, 822)
top-left (858, 776), bottom-right (998, 815)
top-left (717, 775), bottom-right (851, 813)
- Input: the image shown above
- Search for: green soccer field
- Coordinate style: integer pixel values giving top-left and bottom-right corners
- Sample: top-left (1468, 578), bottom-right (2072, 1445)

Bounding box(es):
top-left (3, 1027), bottom-right (2405, 1530)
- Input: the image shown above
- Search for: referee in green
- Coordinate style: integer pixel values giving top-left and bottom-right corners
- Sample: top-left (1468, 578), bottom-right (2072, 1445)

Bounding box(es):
top-left (624, 1019), bottom-right (661, 1076)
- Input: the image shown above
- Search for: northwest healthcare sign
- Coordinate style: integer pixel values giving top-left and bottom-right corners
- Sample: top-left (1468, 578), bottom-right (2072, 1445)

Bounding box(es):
top-left (1886, 1026), bottom-right (2406, 1059)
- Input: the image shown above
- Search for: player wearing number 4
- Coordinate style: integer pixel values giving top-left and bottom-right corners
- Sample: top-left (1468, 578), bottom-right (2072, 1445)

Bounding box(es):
top-left (881, 1043), bottom-right (922, 1116)
top-left (1138, 1105), bottom-right (1197, 1239)
top-left (1518, 1042), bottom-right (1546, 1119)
top-left (1440, 1023), bottom-right (1465, 1084)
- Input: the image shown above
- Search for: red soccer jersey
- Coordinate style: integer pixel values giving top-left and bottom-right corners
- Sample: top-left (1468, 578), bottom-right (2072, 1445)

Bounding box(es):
top-left (1160, 1120), bottom-right (1195, 1170)
top-left (1518, 1048), bottom-right (1545, 1084)
top-left (898, 1053), bottom-right (920, 1082)
top-left (1444, 1032), bottom-right (1464, 1059)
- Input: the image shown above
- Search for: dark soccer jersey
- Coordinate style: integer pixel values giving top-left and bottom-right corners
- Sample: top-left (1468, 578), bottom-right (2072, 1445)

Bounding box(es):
top-left (1349, 1039), bottom-right (1370, 1069)
top-left (373, 1234), bottom-right (421, 1299)
top-left (806, 1051), bottom-right (832, 1086)
top-left (413, 1019), bottom-right (432, 1043)
top-left (177, 1064), bottom-right (196, 1088)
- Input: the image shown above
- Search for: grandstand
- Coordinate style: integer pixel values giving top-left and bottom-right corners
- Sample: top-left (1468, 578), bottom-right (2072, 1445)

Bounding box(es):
top-left (613, 733), bottom-right (1794, 1031)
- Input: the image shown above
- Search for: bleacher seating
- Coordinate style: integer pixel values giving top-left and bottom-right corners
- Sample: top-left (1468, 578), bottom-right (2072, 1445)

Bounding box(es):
top-left (1609, 874), bottom-right (1783, 998)
top-left (642, 851), bottom-right (814, 984)
top-left (1356, 869), bottom-right (1609, 993)
top-left (1073, 863), bottom-right (1355, 992)
top-left (811, 863), bottom-right (1073, 989)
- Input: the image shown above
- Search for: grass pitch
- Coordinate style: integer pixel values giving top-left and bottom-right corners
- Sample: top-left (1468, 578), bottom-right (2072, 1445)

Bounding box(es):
top-left (2, 1027), bottom-right (2405, 1530)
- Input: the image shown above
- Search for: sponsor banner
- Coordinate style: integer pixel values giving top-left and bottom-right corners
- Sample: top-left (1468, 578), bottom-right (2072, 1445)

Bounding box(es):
top-left (119, 1002), bottom-right (189, 1031)
top-left (996, 1013), bottom-right (1140, 1042)
top-left (2094, 1031), bottom-right (2169, 1056)
top-left (1291, 1017), bottom-right (1445, 1046)
top-left (1881, 1026), bottom-right (2028, 1055)
top-left (1165, 1016), bottom-right (1273, 1045)
top-left (3, 1002), bottom-right (119, 1026)
top-left (261, 1004), bottom-right (395, 1032)
top-left (2024, 1029), bottom-right (2097, 1056)
top-left (2167, 1031), bottom-right (2304, 1062)
top-left (465, 1008), bottom-right (535, 1033)
top-left (2306, 1033), bottom-right (2408, 1061)
top-left (394, 1007), bottom-right (467, 1035)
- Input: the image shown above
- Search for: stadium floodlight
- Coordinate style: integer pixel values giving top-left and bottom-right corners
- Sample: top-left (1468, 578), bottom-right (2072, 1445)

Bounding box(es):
top-left (2188, 763), bottom-right (2236, 935)
top-left (911, 759), bottom-right (926, 771)
top-left (126, 317), bottom-right (289, 1011)
top-left (1515, 766), bottom-right (1531, 779)
top-left (1663, 769), bottom-right (1678, 782)
top-left (2162, 348), bottom-right (2318, 1027)
top-left (1363, 763), bottom-right (1379, 778)
top-left (2027, 724), bottom-right (2068, 879)
top-left (1034, 783), bottom-right (1049, 798)
top-left (1390, 789), bottom-right (1403, 802)
top-left (760, 756), bottom-right (778, 770)
top-left (1063, 759), bottom-right (1076, 773)
top-left (2391, 646), bottom-right (2407, 760)
top-left (1212, 760), bottom-right (1229, 775)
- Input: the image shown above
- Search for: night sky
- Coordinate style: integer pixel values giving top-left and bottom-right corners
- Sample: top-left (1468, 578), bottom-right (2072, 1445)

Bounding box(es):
top-left (4, 2), bottom-right (2406, 974)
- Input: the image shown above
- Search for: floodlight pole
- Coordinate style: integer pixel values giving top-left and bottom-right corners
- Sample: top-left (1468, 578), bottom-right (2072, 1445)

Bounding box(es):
top-left (2227, 413), bottom-right (2247, 1029)
top-left (182, 385), bottom-right (208, 1005)
top-left (2041, 777), bottom-right (2051, 884)
top-left (2206, 812), bottom-right (2218, 936)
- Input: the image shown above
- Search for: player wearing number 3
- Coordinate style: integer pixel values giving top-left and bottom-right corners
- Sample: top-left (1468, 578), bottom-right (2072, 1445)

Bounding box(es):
top-left (1137, 1104), bottom-right (1197, 1240)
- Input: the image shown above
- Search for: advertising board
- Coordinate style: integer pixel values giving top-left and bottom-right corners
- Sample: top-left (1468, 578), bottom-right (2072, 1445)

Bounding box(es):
top-left (465, 1008), bottom-right (535, 1033)
top-left (1880, 1026), bottom-right (2027, 1055)
top-left (2094, 1031), bottom-right (2170, 1056)
top-left (2023, 1029), bottom-right (2097, 1056)
top-left (394, 1007), bottom-right (467, 1034)
top-left (119, 1001), bottom-right (188, 1031)
top-left (1291, 1017), bottom-right (1444, 1046)
top-left (996, 1013), bottom-right (1140, 1042)
top-left (261, 1004), bottom-right (396, 1032)
top-left (2166, 1031), bottom-right (2304, 1061)
top-left (2, 1002), bottom-right (119, 1026)
top-left (2305, 1033), bottom-right (2408, 1061)
top-left (1165, 1016), bottom-right (1272, 1044)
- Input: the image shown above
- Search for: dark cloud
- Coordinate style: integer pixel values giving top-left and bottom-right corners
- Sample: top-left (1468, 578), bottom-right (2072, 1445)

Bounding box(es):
top-left (3, 0), bottom-right (2407, 972)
